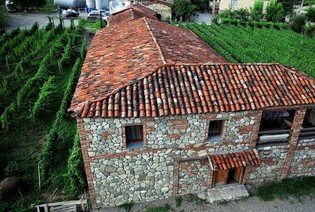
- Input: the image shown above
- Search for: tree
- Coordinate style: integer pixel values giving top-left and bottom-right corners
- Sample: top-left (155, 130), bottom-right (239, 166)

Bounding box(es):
top-left (305, 6), bottom-right (315, 22)
top-left (13, 0), bottom-right (46, 10)
top-left (265, 0), bottom-right (284, 22)
top-left (291, 15), bottom-right (306, 33)
top-left (172, 0), bottom-right (196, 21)
top-left (250, 0), bottom-right (264, 21)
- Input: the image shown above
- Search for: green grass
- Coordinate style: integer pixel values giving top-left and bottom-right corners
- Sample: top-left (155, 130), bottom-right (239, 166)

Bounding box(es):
top-left (119, 202), bottom-right (134, 212)
top-left (256, 176), bottom-right (315, 201)
top-left (147, 204), bottom-right (171, 212)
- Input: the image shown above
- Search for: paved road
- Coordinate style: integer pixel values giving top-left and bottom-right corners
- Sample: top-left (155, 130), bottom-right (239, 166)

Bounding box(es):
top-left (195, 11), bottom-right (212, 25)
top-left (93, 195), bottom-right (315, 212)
top-left (4, 12), bottom-right (84, 33)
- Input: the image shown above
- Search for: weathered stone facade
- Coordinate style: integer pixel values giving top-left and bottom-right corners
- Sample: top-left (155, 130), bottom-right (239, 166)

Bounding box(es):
top-left (77, 107), bottom-right (315, 208)
top-left (146, 3), bottom-right (172, 21)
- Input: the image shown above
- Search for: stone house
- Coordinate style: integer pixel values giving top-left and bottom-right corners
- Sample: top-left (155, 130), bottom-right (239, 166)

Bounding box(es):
top-left (69, 4), bottom-right (315, 208)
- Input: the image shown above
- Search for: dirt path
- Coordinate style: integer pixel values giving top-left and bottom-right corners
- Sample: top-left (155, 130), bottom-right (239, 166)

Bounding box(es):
top-left (93, 194), bottom-right (315, 212)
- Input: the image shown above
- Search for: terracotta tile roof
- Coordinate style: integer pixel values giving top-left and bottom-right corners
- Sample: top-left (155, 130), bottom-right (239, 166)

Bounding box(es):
top-left (70, 18), bottom-right (226, 111)
top-left (209, 149), bottom-right (261, 171)
top-left (109, 4), bottom-right (158, 25)
top-left (72, 63), bottom-right (315, 118)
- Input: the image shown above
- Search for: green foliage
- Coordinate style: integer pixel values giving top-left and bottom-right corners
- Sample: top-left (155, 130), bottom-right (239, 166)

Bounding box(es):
top-left (215, 8), bottom-right (250, 22)
top-left (64, 130), bottom-right (86, 199)
top-left (305, 7), bottom-right (315, 22)
top-left (265, 0), bottom-right (284, 22)
top-left (147, 204), bottom-right (171, 212)
top-left (32, 76), bottom-right (58, 119)
top-left (291, 15), bottom-right (306, 33)
top-left (0, 23), bottom-right (85, 211)
top-left (175, 196), bottom-right (182, 207)
top-left (171, 0), bottom-right (197, 21)
top-left (14, 0), bottom-right (46, 10)
top-left (304, 24), bottom-right (315, 37)
top-left (119, 202), bottom-right (134, 212)
top-left (183, 22), bottom-right (315, 77)
top-left (251, 0), bottom-right (264, 21)
top-left (256, 176), bottom-right (315, 201)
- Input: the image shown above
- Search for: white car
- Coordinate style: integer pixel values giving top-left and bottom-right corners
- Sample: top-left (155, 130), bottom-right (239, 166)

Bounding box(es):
top-left (87, 10), bottom-right (108, 21)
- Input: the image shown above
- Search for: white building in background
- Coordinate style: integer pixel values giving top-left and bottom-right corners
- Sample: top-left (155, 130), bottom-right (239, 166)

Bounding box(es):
top-left (210, 0), bottom-right (270, 15)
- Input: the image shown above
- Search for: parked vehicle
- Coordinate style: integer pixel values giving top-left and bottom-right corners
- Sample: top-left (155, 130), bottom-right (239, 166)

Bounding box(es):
top-left (87, 10), bottom-right (109, 21)
top-left (62, 9), bottom-right (79, 17)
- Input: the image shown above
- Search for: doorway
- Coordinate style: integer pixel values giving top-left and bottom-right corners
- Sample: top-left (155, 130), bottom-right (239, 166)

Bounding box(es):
top-left (213, 167), bottom-right (244, 186)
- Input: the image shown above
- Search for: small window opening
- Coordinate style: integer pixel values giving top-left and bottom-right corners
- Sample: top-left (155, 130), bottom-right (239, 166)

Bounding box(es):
top-left (125, 125), bottom-right (144, 148)
top-left (208, 120), bottom-right (223, 141)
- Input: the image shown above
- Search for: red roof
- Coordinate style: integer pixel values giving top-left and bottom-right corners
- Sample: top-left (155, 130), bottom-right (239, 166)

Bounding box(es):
top-left (73, 63), bottom-right (315, 118)
top-left (209, 149), bottom-right (261, 171)
top-left (70, 18), bottom-right (227, 111)
top-left (109, 4), bottom-right (158, 25)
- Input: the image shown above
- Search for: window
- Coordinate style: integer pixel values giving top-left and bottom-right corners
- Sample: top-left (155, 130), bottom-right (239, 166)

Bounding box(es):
top-left (258, 110), bottom-right (295, 144)
top-left (125, 125), bottom-right (144, 148)
top-left (208, 120), bottom-right (223, 141)
top-left (231, 0), bottom-right (238, 8)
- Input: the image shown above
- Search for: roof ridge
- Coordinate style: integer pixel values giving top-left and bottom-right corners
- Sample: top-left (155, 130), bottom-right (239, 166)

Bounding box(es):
top-left (143, 18), bottom-right (167, 65)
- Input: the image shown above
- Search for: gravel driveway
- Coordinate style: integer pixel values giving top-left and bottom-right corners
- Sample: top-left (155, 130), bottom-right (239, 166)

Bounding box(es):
top-left (93, 194), bottom-right (315, 212)
top-left (4, 12), bottom-right (84, 33)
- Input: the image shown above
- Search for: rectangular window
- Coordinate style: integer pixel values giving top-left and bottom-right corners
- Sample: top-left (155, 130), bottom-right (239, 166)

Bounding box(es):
top-left (258, 110), bottom-right (295, 145)
top-left (125, 125), bottom-right (144, 148)
top-left (208, 120), bottom-right (223, 141)
top-left (231, 0), bottom-right (238, 8)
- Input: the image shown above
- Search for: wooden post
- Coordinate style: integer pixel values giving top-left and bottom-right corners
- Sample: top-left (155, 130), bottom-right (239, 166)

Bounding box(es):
top-left (5, 56), bottom-right (10, 72)
top-left (38, 161), bottom-right (41, 192)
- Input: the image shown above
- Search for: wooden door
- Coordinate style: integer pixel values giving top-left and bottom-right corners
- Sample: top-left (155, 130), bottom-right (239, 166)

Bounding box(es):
top-left (233, 167), bottom-right (244, 183)
top-left (213, 169), bottom-right (228, 186)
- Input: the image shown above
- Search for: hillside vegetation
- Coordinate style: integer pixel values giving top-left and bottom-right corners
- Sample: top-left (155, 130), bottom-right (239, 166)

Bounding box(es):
top-left (182, 22), bottom-right (315, 77)
top-left (0, 21), bottom-right (86, 211)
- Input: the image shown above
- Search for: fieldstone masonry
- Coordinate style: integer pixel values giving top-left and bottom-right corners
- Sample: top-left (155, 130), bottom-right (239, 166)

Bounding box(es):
top-left (77, 108), bottom-right (315, 208)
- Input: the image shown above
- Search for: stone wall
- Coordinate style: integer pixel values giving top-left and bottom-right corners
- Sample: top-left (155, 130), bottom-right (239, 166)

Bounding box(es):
top-left (78, 111), bottom-right (262, 208)
top-left (177, 158), bottom-right (209, 194)
top-left (289, 138), bottom-right (315, 177)
top-left (147, 3), bottom-right (172, 21)
top-left (249, 144), bottom-right (289, 182)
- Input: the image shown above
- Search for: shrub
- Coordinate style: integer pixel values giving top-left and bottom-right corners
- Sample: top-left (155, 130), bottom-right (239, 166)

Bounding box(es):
top-left (304, 24), bottom-right (315, 37)
top-left (147, 204), bottom-right (171, 212)
top-left (291, 15), bottom-right (306, 33)
top-left (250, 0), bottom-right (264, 21)
top-left (305, 7), bottom-right (315, 22)
top-left (265, 0), bottom-right (284, 22)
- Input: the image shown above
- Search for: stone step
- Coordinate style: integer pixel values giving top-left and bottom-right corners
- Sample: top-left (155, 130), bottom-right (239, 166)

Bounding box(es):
top-left (207, 184), bottom-right (249, 203)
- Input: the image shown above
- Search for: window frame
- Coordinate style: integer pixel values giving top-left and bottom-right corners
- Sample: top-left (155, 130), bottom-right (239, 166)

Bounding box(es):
top-left (123, 124), bottom-right (146, 149)
top-left (207, 119), bottom-right (225, 141)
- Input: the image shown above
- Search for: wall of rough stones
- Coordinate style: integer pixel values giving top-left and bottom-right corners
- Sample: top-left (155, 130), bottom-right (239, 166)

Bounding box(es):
top-left (147, 3), bottom-right (172, 21)
top-left (289, 138), bottom-right (315, 177)
top-left (177, 158), bottom-right (209, 194)
top-left (249, 144), bottom-right (289, 182)
top-left (78, 111), bottom-right (262, 208)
